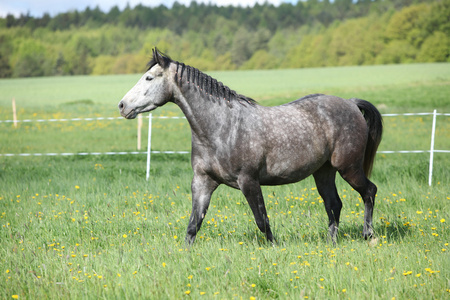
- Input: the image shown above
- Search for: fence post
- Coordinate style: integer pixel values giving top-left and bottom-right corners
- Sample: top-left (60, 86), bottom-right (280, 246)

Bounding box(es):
top-left (12, 98), bottom-right (17, 128)
top-left (146, 113), bottom-right (152, 181)
top-left (137, 114), bottom-right (143, 150)
top-left (428, 109), bottom-right (437, 186)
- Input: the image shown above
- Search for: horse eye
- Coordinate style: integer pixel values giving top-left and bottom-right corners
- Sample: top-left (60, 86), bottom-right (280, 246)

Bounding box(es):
top-left (146, 76), bottom-right (153, 81)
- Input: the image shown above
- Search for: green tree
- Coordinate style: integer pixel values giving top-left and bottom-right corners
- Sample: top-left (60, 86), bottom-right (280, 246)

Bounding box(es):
top-left (66, 35), bottom-right (95, 75)
top-left (0, 53), bottom-right (12, 78)
top-left (418, 32), bottom-right (450, 62)
top-left (231, 28), bottom-right (253, 67)
top-left (376, 40), bottom-right (417, 64)
top-left (241, 50), bottom-right (279, 70)
top-left (385, 3), bottom-right (430, 47)
top-left (12, 40), bottom-right (48, 77)
top-left (327, 16), bottom-right (384, 66)
top-left (424, 0), bottom-right (450, 37)
top-left (214, 52), bottom-right (235, 70)
top-left (91, 55), bottom-right (115, 75)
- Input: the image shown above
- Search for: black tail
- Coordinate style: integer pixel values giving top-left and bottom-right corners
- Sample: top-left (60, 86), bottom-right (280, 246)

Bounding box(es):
top-left (351, 98), bottom-right (383, 178)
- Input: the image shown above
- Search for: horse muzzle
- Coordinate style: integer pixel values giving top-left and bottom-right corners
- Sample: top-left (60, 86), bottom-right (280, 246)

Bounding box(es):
top-left (118, 100), bottom-right (137, 119)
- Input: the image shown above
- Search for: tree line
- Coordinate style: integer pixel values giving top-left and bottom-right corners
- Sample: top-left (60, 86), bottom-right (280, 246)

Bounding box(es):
top-left (0, 0), bottom-right (448, 78)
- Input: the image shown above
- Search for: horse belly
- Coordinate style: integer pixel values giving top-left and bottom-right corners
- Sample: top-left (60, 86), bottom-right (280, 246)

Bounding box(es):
top-left (258, 108), bottom-right (330, 185)
top-left (260, 143), bottom-right (328, 185)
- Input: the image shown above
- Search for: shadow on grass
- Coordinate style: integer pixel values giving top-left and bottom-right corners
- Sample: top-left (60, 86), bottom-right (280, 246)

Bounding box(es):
top-left (336, 222), bottom-right (411, 243)
top-left (232, 221), bottom-right (412, 247)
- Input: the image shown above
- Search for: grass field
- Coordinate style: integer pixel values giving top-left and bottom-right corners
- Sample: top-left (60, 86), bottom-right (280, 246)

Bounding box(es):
top-left (1, 63), bottom-right (449, 299)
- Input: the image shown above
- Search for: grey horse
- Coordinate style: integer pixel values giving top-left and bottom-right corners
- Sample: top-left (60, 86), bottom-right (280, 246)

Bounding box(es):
top-left (118, 48), bottom-right (383, 245)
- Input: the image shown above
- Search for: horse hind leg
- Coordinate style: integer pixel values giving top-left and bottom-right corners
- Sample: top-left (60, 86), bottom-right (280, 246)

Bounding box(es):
top-left (338, 166), bottom-right (377, 239)
top-left (313, 162), bottom-right (342, 244)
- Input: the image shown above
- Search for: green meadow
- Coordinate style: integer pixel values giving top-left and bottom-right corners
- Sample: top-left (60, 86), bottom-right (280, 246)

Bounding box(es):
top-left (0, 63), bottom-right (449, 299)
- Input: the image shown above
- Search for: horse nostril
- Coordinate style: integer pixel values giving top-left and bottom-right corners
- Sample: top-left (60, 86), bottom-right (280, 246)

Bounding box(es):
top-left (118, 101), bottom-right (124, 110)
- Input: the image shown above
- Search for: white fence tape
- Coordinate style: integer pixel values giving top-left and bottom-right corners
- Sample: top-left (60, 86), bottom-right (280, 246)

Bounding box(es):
top-left (0, 151), bottom-right (190, 157)
top-left (381, 112), bottom-right (450, 117)
top-left (0, 115), bottom-right (186, 123)
top-left (3, 112), bottom-right (450, 124)
top-left (2, 112), bottom-right (450, 123)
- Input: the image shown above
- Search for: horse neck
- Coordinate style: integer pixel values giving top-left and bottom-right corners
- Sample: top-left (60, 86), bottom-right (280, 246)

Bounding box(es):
top-left (173, 84), bottom-right (239, 143)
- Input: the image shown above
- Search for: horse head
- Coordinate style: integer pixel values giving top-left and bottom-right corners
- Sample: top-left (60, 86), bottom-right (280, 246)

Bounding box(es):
top-left (118, 48), bottom-right (173, 119)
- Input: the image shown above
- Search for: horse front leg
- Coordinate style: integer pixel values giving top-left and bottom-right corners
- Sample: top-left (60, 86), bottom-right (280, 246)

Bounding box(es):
top-left (185, 173), bottom-right (218, 245)
top-left (238, 175), bottom-right (274, 243)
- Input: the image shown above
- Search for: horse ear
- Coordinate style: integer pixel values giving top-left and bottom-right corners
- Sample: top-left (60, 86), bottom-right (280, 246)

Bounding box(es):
top-left (153, 47), bottom-right (167, 68)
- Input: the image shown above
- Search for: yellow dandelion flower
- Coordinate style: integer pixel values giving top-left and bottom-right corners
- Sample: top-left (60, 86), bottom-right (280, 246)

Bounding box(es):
top-left (184, 290), bottom-right (191, 295)
top-left (75, 186), bottom-right (80, 189)
top-left (440, 218), bottom-right (446, 223)
top-left (12, 295), bottom-right (19, 299)
top-left (123, 234), bottom-right (127, 238)
top-left (342, 289), bottom-right (347, 293)
top-left (403, 271), bottom-right (413, 276)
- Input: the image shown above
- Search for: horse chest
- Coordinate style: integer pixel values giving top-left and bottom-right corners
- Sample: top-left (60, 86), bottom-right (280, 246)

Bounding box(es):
top-left (192, 140), bottom-right (262, 187)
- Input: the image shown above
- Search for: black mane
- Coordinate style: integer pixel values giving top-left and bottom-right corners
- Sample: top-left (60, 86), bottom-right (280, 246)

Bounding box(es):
top-left (148, 50), bottom-right (256, 106)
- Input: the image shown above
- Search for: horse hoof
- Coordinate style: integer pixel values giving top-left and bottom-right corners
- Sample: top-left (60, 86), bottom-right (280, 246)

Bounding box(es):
top-left (363, 230), bottom-right (374, 240)
top-left (185, 235), bottom-right (196, 246)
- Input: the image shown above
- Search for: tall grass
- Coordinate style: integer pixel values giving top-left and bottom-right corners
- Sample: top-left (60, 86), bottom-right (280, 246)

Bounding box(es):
top-left (1, 63), bottom-right (449, 299)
